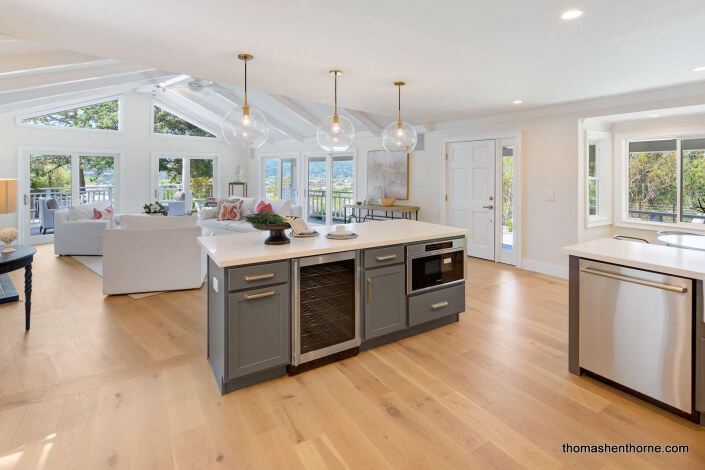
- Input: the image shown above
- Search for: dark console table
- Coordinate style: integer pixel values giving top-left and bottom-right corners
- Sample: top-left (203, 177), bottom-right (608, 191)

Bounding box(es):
top-left (0, 245), bottom-right (36, 330)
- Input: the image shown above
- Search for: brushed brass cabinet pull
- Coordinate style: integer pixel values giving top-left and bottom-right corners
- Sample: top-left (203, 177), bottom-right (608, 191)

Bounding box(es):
top-left (367, 278), bottom-right (372, 304)
top-left (244, 272), bottom-right (276, 282)
top-left (430, 301), bottom-right (449, 310)
top-left (376, 254), bottom-right (397, 261)
top-left (244, 289), bottom-right (276, 300)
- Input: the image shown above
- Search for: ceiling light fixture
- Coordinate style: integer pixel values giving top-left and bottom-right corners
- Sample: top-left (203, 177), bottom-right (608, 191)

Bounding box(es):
top-left (382, 81), bottom-right (417, 153)
top-left (513, 100), bottom-right (523, 105)
top-left (561, 9), bottom-right (584, 20)
top-left (693, 66), bottom-right (705, 72)
top-left (649, 114), bottom-right (660, 118)
top-left (221, 54), bottom-right (268, 149)
top-left (317, 70), bottom-right (355, 152)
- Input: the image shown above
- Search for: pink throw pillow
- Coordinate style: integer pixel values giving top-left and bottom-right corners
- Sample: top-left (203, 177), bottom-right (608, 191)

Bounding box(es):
top-left (93, 206), bottom-right (114, 221)
top-left (255, 200), bottom-right (273, 213)
top-left (219, 201), bottom-right (243, 221)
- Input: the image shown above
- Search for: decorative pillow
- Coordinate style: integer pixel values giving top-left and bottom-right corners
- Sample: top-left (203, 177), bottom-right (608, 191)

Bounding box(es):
top-left (93, 206), bottom-right (114, 221)
top-left (173, 191), bottom-right (186, 201)
top-left (255, 200), bottom-right (273, 213)
top-left (269, 199), bottom-right (292, 216)
top-left (219, 201), bottom-right (243, 221)
top-left (68, 200), bottom-right (111, 220)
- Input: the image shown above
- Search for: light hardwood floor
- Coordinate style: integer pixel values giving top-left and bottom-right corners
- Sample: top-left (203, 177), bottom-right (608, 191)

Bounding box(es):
top-left (0, 244), bottom-right (703, 469)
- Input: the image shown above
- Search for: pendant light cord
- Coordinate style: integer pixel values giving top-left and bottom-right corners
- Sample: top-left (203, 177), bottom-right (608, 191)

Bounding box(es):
top-left (398, 85), bottom-right (401, 122)
top-left (334, 72), bottom-right (338, 116)
top-left (244, 59), bottom-right (248, 107)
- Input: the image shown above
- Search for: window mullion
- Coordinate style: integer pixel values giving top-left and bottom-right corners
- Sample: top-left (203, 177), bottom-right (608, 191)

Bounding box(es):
top-left (676, 139), bottom-right (682, 226)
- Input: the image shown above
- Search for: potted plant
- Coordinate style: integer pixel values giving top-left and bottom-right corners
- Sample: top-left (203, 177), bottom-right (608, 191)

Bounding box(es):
top-left (244, 211), bottom-right (292, 245)
top-left (144, 201), bottom-right (167, 216)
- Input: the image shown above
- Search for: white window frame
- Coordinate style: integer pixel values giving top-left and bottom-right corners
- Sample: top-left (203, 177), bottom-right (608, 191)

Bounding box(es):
top-left (614, 127), bottom-right (705, 233)
top-left (302, 149), bottom-right (357, 226)
top-left (150, 99), bottom-right (221, 141)
top-left (150, 151), bottom-right (220, 212)
top-left (259, 152), bottom-right (301, 204)
top-left (584, 129), bottom-right (612, 228)
top-left (17, 146), bottom-right (122, 245)
top-left (15, 95), bottom-right (124, 134)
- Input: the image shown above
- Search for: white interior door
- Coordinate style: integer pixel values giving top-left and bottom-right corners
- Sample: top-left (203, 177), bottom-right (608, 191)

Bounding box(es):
top-left (447, 140), bottom-right (496, 260)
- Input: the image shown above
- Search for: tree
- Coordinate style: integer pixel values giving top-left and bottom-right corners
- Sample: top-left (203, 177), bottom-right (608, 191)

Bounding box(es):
top-left (153, 106), bottom-right (215, 137)
top-left (628, 152), bottom-right (677, 216)
top-left (22, 100), bottom-right (119, 130)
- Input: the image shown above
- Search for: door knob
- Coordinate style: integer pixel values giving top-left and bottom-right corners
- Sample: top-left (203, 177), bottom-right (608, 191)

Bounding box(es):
top-left (483, 204), bottom-right (494, 209)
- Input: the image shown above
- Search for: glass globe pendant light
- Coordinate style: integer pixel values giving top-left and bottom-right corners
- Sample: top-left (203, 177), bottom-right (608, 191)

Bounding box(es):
top-left (317, 70), bottom-right (355, 152)
top-left (382, 81), bottom-right (417, 153)
top-left (221, 54), bottom-right (268, 149)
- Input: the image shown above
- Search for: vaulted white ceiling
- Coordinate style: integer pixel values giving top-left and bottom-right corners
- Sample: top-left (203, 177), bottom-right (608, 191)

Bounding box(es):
top-left (2, 1), bottom-right (705, 124)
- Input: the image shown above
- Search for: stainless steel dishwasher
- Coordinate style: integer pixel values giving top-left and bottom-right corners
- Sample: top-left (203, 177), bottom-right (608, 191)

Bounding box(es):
top-left (579, 259), bottom-right (693, 413)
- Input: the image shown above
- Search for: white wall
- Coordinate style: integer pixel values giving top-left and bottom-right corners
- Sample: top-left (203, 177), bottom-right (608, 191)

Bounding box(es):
top-left (252, 94), bottom-right (705, 279)
top-left (0, 91), bottom-right (248, 233)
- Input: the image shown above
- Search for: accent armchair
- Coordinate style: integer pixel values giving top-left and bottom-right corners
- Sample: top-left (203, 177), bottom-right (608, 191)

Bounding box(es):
top-left (37, 197), bottom-right (60, 234)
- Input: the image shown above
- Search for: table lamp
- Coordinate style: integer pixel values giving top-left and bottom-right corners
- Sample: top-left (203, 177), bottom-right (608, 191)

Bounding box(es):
top-left (0, 179), bottom-right (18, 254)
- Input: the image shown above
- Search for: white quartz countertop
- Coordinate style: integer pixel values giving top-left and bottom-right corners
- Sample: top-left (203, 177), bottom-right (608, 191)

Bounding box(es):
top-left (562, 237), bottom-right (705, 280)
top-left (198, 219), bottom-right (469, 268)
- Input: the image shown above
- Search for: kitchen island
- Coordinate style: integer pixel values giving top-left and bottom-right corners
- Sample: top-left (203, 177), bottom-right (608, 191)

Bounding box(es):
top-left (199, 219), bottom-right (469, 394)
top-left (562, 238), bottom-right (705, 425)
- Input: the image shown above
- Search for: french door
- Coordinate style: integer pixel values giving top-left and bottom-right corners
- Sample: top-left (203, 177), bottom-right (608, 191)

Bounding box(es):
top-left (19, 148), bottom-right (119, 245)
top-left (262, 154), bottom-right (299, 204)
top-left (303, 152), bottom-right (355, 225)
top-left (151, 153), bottom-right (218, 213)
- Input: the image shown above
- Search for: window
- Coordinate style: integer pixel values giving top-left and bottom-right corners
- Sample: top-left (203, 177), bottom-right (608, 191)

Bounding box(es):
top-left (153, 105), bottom-right (215, 137)
top-left (263, 156), bottom-right (298, 203)
top-left (624, 137), bottom-right (705, 227)
top-left (20, 99), bottom-right (119, 131)
top-left (585, 130), bottom-right (612, 227)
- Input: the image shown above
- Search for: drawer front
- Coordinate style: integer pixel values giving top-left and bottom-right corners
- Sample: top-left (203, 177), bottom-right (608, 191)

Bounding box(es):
top-left (228, 286), bottom-right (291, 379)
top-left (228, 261), bottom-right (289, 291)
top-left (364, 245), bottom-right (404, 269)
top-left (408, 283), bottom-right (465, 327)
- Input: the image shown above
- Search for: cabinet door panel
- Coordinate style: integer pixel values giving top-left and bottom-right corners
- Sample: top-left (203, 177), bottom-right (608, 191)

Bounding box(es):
top-left (364, 265), bottom-right (406, 339)
top-left (228, 285), bottom-right (290, 378)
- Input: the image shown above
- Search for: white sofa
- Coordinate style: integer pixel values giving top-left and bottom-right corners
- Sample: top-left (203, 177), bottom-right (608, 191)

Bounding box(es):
top-left (199, 197), bottom-right (302, 236)
top-left (54, 201), bottom-right (113, 255)
top-left (102, 215), bottom-right (204, 295)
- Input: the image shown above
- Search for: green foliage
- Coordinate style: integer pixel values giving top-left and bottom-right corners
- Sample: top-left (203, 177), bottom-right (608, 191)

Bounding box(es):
top-left (22, 100), bottom-right (119, 130)
top-left (628, 151), bottom-right (677, 220)
top-left (244, 211), bottom-right (288, 226)
top-left (30, 155), bottom-right (71, 189)
top-left (153, 106), bottom-right (215, 137)
top-left (682, 150), bottom-right (705, 216)
top-left (144, 201), bottom-right (167, 214)
top-left (502, 155), bottom-right (513, 232)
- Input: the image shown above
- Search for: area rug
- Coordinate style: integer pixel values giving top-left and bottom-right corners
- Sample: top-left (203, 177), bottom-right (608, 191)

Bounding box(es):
top-left (71, 255), bottom-right (165, 299)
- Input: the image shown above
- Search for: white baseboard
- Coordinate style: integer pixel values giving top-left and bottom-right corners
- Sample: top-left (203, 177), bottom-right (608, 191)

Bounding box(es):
top-left (521, 259), bottom-right (568, 279)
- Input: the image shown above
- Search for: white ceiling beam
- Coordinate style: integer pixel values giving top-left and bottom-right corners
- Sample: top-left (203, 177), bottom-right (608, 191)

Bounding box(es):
top-left (0, 69), bottom-right (175, 110)
top-left (342, 108), bottom-right (383, 136)
top-left (209, 89), bottom-right (304, 142)
top-left (135, 74), bottom-right (191, 93)
top-left (0, 50), bottom-right (103, 74)
top-left (268, 94), bottom-right (319, 128)
top-left (153, 90), bottom-right (223, 135)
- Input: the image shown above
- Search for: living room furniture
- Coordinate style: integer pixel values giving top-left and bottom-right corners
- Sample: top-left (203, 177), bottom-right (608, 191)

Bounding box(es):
top-left (228, 182), bottom-right (247, 197)
top-left (37, 197), bottom-right (60, 234)
top-left (54, 201), bottom-right (113, 255)
top-left (199, 197), bottom-right (302, 236)
top-left (344, 203), bottom-right (419, 222)
top-left (162, 200), bottom-right (186, 216)
top-left (0, 245), bottom-right (36, 330)
top-left (102, 215), bottom-right (204, 295)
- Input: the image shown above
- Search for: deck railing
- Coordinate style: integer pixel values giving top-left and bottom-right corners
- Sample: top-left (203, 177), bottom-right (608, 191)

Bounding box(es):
top-left (30, 186), bottom-right (114, 226)
top-left (628, 207), bottom-right (705, 223)
top-left (307, 189), bottom-right (354, 221)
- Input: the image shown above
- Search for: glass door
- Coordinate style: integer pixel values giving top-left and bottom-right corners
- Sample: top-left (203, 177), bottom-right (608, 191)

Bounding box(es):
top-left (304, 153), bottom-right (355, 225)
top-left (262, 156), bottom-right (298, 203)
top-left (497, 140), bottom-right (515, 265)
top-left (21, 151), bottom-right (117, 245)
top-left (152, 154), bottom-right (217, 215)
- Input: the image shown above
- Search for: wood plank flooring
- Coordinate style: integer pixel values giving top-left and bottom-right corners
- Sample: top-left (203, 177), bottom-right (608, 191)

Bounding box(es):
top-left (0, 244), bottom-right (703, 469)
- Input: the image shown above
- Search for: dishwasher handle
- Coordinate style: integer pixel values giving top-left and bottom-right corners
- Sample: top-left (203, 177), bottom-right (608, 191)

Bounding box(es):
top-left (580, 267), bottom-right (687, 294)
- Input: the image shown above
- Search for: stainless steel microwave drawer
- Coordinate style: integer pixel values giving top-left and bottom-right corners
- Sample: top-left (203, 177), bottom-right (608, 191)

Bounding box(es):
top-left (228, 261), bottom-right (289, 292)
top-left (408, 283), bottom-right (465, 327)
top-left (364, 245), bottom-right (404, 269)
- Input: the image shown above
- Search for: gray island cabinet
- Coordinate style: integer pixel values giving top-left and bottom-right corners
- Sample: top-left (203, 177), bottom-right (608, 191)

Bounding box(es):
top-left (199, 220), bottom-right (469, 394)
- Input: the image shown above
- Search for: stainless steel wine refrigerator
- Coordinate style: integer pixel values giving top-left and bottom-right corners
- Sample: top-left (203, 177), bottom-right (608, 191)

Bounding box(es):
top-left (290, 251), bottom-right (360, 372)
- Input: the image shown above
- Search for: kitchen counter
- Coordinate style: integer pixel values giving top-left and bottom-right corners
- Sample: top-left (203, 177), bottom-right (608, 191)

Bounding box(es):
top-left (562, 237), bottom-right (705, 280)
top-left (198, 219), bottom-right (469, 267)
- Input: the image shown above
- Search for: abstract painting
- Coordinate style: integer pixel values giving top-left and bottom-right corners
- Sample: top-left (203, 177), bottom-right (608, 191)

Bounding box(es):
top-left (367, 150), bottom-right (409, 200)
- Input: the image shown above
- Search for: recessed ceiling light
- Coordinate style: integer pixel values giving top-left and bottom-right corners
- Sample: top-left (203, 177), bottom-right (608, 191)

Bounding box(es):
top-left (649, 114), bottom-right (660, 118)
top-left (693, 66), bottom-right (705, 72)
top-left (561, 9), bottom-right (584, 20)
top-left (513, 100), bottom-right (523, 105)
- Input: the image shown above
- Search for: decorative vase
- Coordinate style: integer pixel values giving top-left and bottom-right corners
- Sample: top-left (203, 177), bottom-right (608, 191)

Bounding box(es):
top-left (0, 227), bottom-right (18, 254)
top-left (253, 223), bottom-right (291, 245)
